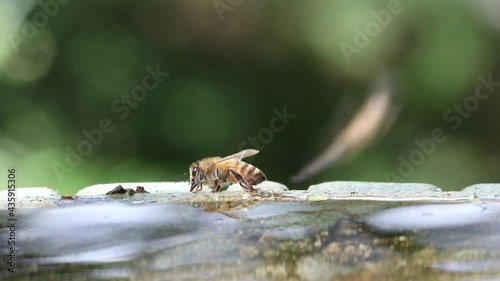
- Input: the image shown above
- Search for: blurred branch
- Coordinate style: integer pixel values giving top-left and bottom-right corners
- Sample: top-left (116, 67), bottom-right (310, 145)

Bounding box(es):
top-left (291, 73), bottom-right (399, 182)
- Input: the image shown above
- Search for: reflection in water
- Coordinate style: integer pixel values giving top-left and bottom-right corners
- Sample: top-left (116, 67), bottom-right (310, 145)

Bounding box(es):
top-left (431, 260), bottom-right (500, 273)
top-left (367, 203), bottom-right (500, 277)
top-left (18, 204), bottom-right (215, 263)
top-left (0, 201), bottom-right (499, 280)
top-left (367, 203), bottom-right (500, 232)
top-left (1, 203), bottom-right (222, 280)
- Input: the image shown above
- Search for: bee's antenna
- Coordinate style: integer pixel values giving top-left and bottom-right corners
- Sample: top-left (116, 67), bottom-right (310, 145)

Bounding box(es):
top-left (175, 173), bottom-right (188, 182)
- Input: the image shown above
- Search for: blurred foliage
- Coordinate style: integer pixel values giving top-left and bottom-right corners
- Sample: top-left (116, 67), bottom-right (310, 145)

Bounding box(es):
top-left (1, 0), bottom-right (500, 194)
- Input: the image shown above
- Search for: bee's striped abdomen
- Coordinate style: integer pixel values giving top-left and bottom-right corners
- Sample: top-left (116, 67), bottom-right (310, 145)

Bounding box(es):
top-left (240, 162), bottom-right (266, 185)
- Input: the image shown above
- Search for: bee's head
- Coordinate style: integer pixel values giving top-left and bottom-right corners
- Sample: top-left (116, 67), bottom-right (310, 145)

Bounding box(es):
top-left (189, 162), bottom-right (203, 192)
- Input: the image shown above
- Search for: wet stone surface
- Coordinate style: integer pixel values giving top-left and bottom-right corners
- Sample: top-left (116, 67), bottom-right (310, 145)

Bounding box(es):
top-left (1, 181), bottom-right (500, 280)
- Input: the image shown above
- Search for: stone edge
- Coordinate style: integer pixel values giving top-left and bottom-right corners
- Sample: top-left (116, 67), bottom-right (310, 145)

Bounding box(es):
top-left (1, 181), bottom-right (499, 208)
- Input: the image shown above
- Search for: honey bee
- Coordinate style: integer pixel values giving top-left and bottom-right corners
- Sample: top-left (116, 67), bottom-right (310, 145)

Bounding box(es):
top-left (189, 149), bottom-right (266, 192)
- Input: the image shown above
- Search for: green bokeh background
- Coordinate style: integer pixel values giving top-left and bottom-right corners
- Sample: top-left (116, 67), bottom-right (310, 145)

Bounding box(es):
top-left (1, 0), bottom-right (500, 194)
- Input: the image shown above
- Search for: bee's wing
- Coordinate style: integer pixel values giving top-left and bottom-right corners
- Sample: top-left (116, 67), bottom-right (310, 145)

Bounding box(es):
top-left (213, 149), bottom-right (259, 165)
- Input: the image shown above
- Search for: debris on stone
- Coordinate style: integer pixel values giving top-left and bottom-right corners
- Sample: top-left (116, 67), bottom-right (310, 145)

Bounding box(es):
top-left (135, 186), bottom-right (149, 194)
top-left (61, 195), bottom-right (76, 200)
top-left (106, 185), bottom-right (128, 195)
top-left (105, 185), bottom-right (149, 196)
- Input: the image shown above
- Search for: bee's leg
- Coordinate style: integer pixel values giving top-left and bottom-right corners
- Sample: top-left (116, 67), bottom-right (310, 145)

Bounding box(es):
top-left (213, 179), bottom-right (221, 192)
top-left (213, 169), bottom-right (221, 193)
top-left (229, 169), bottom-right (255, 192)
top-left (196, 183), bottom-right (203, 192)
